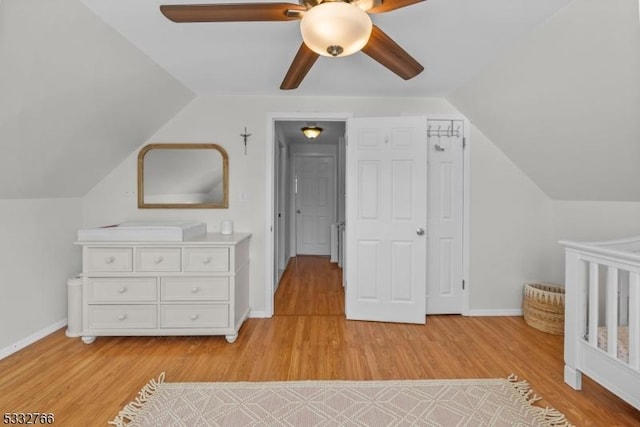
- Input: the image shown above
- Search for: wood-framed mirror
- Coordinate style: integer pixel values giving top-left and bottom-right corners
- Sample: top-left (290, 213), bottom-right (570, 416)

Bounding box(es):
top-left (138, 143), bottom-right (229, 209)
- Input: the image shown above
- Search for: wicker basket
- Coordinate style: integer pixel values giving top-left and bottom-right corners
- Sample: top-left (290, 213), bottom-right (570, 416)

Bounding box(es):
top-left (523, 283), bottom-right (565, 335)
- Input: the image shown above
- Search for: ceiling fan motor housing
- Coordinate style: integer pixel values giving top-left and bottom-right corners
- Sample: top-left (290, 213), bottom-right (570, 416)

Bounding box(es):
top-left (327, 45), bottom-right (344, 56)
top-left (299, 0), bottom-right (377, 10)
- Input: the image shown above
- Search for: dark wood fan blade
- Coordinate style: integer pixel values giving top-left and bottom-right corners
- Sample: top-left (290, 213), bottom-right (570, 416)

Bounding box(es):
top-left (368, 0), bottom-right (425, 14)
top-left (361, 25), bottom-right (424, 80)
top-left (160, 3), bottom-right (306, 23)
top-left (280, 43), bottom-right (319, 90)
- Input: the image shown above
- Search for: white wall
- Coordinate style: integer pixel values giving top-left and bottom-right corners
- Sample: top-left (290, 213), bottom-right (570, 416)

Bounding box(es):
top-left (549, 201), bottom-right (640, 282)
top-left (82, 94), bottom-right (557, 314)
top-left (448, 0), bottom-right (640, 202)
top-left (0, 0), bottom-right (194, 199)
top-left (466, 129), bottom-right (640, 312)
top-left (0, 198), bottom-right (82, 355)
top-left (447, 0), bottom-right (640, 310)
top-left (468, 126), bottom-right (556, 313)
top-left (82, 95), bottom-right (455, 313)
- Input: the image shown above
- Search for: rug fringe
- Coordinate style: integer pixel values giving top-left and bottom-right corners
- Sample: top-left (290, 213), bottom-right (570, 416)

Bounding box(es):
top-left (108, 372), bottom-right (165, 427)
top-left (507, 374), bottom-right (574, 427)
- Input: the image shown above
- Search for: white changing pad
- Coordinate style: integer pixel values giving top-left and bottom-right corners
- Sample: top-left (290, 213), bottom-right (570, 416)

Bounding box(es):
top-left (77, 221), bottom-right (207, 242)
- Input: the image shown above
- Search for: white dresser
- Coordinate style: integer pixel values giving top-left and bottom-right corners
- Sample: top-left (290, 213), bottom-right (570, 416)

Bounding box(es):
top-left (75, 232), bottom-right (251, 344)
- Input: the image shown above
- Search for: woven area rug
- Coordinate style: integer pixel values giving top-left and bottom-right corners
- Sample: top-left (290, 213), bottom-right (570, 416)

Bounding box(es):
top-left (110, 373), bottom-right (572, 427)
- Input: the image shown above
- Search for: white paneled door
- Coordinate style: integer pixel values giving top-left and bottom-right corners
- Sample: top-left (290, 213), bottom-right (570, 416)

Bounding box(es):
top-left (427, 120), bottom-right (465, 314)
top-left (346, 117), bottom-right (427, 324)
top-left (295, 155), bottom-right (335, 255)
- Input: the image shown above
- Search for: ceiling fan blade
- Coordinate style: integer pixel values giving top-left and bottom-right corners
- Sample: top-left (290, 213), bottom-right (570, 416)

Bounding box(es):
top-left (160, 3), bottom-right (306, 23)
top-left (367, 0), bottom-right (425, 14)
top-left (280, 43), bottom-right (319, 90)
top-left (361, 25), bottom-right (424, 80)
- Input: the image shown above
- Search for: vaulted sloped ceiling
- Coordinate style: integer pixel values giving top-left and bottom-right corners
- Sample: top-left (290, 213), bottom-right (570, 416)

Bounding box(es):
top-left (3, 0), bottom-right (636, 204)
top-left (79, 0), bottom-right (572, 97)
top-left (449, 0), bottom-right (640, 201)
top-left (0, 0), bottom-right (194, 199)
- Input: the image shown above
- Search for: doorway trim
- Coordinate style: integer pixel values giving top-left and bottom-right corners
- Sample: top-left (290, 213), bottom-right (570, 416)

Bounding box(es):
top-left (264, 113), bottom-right (471, 319)
top-left (265, 112), bottom-right (352, 318)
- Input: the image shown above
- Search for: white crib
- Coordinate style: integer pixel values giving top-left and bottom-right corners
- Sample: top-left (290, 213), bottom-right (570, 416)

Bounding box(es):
top-left (561, 236), bottom-right (640, 409)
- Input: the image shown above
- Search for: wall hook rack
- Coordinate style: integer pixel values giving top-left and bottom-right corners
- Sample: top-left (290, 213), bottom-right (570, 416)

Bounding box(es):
top-left (427, 121), bottom-right (462, 138)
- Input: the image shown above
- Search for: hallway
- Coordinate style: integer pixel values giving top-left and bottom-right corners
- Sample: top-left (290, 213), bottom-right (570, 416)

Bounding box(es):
top-left (275, 256), bottom-right (344, 316)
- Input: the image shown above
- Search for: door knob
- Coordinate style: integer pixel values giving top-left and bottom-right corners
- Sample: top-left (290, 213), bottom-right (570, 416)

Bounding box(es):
top-left (297, 209), bottom-right (301, 214)
top-left (416, 228), bottom-right (425, 236)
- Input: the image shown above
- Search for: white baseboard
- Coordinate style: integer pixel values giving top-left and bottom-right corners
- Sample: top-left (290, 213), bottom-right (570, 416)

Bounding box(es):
top-left (250, 309), bottom-right (523, 318)
top-left (248, 310), bottom-right (271, 318)
top-left (466, 309), bottom-right (523, 317)
top-left (0, 319), bottom-right (67, 361)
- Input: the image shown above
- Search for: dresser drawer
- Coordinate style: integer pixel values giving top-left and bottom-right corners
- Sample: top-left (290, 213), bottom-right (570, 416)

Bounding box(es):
top-left (183, 248), bottom-right (229, 272)
top-left (86, 248), bottom-right (132, 272)
top-left (87, 305), bottom-right (157, 329)
top-left (160, 304), bottom-right (229, 328)
top-left (87, 278), bottom-right (157, 303)
top-left (161, 277), bottom-right (229, 301)
top-left (136, 248), bottom-right (181, 272)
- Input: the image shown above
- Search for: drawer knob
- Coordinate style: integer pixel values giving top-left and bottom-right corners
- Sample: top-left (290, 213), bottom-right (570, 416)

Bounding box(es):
top-left (154, 256), bottom-right (164, 264)
top-left (191, 287), bottom-right (199, 294)
top-left (190, 314), bottom-right (199, 321)
top-left (202, 257), bottom-right (212, 264)
top-left (118, 286), bottom-right (127, 294)
top-left (117, 314), bottom-right (127, 321)
top-left (105, 256), bottom-right (115, 264)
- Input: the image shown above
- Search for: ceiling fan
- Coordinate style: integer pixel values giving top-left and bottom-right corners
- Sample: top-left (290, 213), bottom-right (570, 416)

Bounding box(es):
top-left (159, 0), bottom-right (425, 90)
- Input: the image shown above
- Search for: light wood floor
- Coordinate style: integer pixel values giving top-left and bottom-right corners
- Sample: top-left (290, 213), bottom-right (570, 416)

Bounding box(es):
top-left (1, 256), bottom-right (638, 425)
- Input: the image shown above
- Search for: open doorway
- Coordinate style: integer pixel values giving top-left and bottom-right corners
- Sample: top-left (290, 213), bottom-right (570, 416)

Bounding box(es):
top-left (266, 115), bottom-right (469, 320)
top-left (272, 120), bottom-right (347, 296)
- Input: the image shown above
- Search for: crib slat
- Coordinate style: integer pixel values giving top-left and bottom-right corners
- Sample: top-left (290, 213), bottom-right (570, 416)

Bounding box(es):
top-left (630, 271), bottom-right (640, 370)
top-left (588, 262), bottom-right (599, 347)
top-left (563, 252), bottom-right (585, 390)
top-left (606, 267), bottom-right (619, 357)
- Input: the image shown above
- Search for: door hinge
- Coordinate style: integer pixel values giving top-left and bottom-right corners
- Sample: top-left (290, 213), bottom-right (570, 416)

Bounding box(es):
top-left (462, 137), bottom-right (466, 149)
top-left (462, 280), bottom-right (465, 290)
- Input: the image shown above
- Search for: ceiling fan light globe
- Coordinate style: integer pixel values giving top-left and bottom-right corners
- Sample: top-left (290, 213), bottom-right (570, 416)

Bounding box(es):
top-left (300, 2), bottom-right (373, 58)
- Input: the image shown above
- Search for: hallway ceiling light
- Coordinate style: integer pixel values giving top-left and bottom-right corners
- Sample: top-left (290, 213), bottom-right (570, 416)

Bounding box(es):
top-left (301, 124), bottom-right (323, 139)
